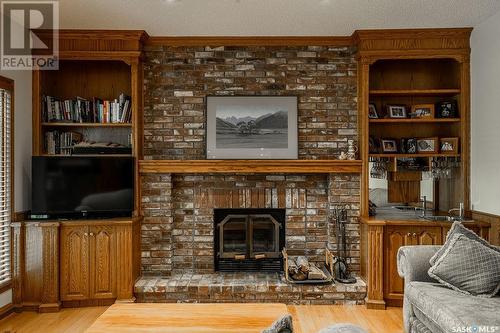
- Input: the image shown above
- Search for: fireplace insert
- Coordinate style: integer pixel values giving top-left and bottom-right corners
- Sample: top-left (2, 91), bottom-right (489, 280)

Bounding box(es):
top-left (214, 208), bottom-right (285, 272)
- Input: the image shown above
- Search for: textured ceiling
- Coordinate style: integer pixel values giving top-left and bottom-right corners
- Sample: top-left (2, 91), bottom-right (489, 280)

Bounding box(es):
top-left (58, 0), bottom-right (500, 36)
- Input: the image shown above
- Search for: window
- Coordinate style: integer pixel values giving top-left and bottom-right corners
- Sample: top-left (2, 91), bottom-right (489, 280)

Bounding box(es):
top-left (0, 76), bottom-right (13, 287)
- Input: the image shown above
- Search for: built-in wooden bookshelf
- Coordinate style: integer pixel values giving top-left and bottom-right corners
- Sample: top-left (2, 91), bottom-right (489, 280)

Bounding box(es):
top-left (364, 57), bottom-right (467, 215)
top-left (356, 28), bottom-right (472, 311)
top-left (32, 30), bottom-right (147, 159)
top-left (32, 30), bottom-right (147, 213)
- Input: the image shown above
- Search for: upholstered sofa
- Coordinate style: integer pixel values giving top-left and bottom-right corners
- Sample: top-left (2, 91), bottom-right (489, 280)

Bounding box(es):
top-left (397, 245), bottom-right (500, 333)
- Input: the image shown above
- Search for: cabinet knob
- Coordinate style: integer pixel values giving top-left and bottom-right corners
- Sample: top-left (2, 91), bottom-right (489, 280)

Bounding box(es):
top-left (412, 233), bottom-right (417, 237)
top-left (84, 232), bottom-right (88, 236)
top-left (90, 232), bottom-right (94, 237)
top-left (407, 232), bottom-right (411, 237)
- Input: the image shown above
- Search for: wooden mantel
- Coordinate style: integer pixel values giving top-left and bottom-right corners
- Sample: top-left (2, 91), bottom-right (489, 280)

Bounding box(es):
top-left (139, 160), bottom-right (362, 174)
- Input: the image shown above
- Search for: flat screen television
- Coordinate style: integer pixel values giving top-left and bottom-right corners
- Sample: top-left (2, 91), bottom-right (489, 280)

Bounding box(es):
top-left (31, 156), bottom-right (134, 219)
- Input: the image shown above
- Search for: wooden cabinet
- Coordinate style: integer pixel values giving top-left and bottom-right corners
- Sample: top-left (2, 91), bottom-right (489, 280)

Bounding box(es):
top-left (60, 225), bottom-right (90, 301)
top-left (384, 226), bottom-right (413, 301)
top-left (415, 227), bottom-right (441, 245)
top-left (89, 226), bottom-right (116, 299)
top-left (61, 224), bottom-right (118, 301)
top-left (384, 226), bottom-right (441, 304)
top-left (12, 217), bottom-right (141, 312)
top-left (360, 217), bottom-right (490, 309)
top-left (11, 221), bottom-right (60, 312)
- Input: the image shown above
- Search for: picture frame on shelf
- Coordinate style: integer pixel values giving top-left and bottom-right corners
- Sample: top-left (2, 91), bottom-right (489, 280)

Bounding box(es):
top-left (411, 104), bottom-right (435, 119)
top-left (440, 137), bottom-right (459, 154)
top-left (368, 103), bottom-right (379, 119)
top-left (369, 136), bottom-right (379, 153)
top-left (436, 100), bottom-right (458, 118)
top-left (406, 138), bottom-right (417, 154)
top-left (387, 105), bottom-right (407, 118)
top-left (417, 137), bottom-right (439, 153)
top-left (400, 138), bottom-right (407, 154)
top-left (380, 139), bottom-right (398, 153)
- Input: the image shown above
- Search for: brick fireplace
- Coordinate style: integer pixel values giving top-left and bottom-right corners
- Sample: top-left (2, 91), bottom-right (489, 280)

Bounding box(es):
top-left (135, 43), bottom-right (366, 304)
top-left (136, 172), bottom-right (365, 304)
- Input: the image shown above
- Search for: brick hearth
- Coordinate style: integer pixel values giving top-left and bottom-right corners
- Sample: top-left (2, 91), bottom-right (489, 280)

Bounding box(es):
top-left (135, 273), bottom-right (366, 305)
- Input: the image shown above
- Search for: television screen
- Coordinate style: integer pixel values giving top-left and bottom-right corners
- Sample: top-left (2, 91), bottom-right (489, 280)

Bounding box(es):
top-left (32, 156), bottom-right (134, 218)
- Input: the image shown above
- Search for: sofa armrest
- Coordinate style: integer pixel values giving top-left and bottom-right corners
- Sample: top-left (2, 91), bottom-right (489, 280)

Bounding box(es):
top-left (397, 246), bottom-right (441, 283)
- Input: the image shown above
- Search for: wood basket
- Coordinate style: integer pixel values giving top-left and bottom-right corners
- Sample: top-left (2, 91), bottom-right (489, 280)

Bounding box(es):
top-left (282, 247), bottom-right (336, 284)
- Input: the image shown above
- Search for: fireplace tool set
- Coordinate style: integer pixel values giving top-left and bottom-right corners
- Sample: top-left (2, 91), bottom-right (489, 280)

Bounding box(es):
top-left (332, 207), bottom-right (357, 284)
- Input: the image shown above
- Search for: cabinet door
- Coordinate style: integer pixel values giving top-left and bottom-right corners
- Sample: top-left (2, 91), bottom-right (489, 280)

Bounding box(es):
top-left (89, 225), bottom-right (116, 299)
top-left (414, 227), bottom-right (442, 246)
top-left (384, 226), bottom-right (413, 301)
top-left (60, 226), bottom-right (89, 301)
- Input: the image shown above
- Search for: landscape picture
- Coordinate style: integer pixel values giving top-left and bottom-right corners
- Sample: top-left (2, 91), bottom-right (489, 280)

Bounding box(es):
top-left (206, 96), bottom-right (298, 159)
top-left (216, 108), bottom-right (288, 149)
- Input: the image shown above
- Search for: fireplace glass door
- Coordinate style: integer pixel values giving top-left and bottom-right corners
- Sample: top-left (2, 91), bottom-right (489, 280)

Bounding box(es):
top-left (218, 214), bottom-right (280, 260)
top-left (214, 208), bottom-right (285, 272)
top-left (250, 215), bottom-right (280, 258)
top-left (220, 216), bottom-right (247, 257)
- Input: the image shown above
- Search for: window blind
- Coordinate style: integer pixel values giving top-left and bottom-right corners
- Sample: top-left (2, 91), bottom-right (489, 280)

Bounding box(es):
top-left (0, 84), bottom-right (12, 286)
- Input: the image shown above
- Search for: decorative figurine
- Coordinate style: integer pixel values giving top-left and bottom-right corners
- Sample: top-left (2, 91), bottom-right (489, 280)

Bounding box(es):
top-left (338, 151), bottom-right (347, 160)
top-left (346, 140), bottom-right (357, 160)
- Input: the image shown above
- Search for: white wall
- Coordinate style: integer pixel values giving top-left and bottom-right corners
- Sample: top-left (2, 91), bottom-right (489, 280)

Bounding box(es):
top-left (471, 10), bottom-right (500, 215)
top-left (0, 70), bottom-right (32, 212)
top-left (0, 69), bottom-right (32, 308)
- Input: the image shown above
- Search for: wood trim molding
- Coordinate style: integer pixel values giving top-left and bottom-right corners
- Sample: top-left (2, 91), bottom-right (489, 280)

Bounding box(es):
top-left (146, 36), bottom-right (353, 47)
top-left (0, 282), bottom-right (12, 294)
top-left (139, 159), bottom-right (362, 174)
top-left (471, 210), bottom-right (500, 246)
top-left (13, 211), bottom-right (28, 222)
top-left (0, 76), bottom-right (14, 91)
top-left (0, 303), bottom-right (14, 320)
top-left (365, 224), bottom-right (385, 310)
top-left (144, 28), bottom-right (472, 48)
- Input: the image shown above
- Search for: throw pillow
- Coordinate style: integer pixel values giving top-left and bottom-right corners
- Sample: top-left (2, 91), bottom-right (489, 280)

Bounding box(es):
top-left (430, 221), bottom-right (500, 266)
top-left (428, 234), bottom-right (500, 297)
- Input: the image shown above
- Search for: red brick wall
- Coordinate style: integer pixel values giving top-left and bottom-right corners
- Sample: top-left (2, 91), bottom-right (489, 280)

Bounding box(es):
top-left (140, 43), bottom-right (360, 277)
top-left (141, 173), bottom-right (360, 277)
top-left (143, 45), bottom-right (358, 160)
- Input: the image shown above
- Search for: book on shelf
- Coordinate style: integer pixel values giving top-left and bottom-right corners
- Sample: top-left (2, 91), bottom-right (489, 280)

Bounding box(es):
top-left (45, 131), bottom-right (83, 155)
top-left (42, 93), bottom-right (132, 124)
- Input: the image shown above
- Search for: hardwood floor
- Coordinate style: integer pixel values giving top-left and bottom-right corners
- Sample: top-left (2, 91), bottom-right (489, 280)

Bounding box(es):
top-left (0, 307), bottom-right (108, 333)
top-left (0, 305), bottom-right (403, 333)
top-left (290, 305), bottom-right (403, 333)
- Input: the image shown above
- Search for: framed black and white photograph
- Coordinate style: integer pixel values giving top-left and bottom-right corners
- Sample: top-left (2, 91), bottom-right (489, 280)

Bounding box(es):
top-left (381, 139), bottom-right (398, 153)
top-left (206, 96), bottom-right (298, 159)
top-left (387, 105), bottom-right (407, 118)
top-left (411, 104), bottom-right (435, 119)
top-left (406, 138), bottom-right (417, 154)
top-left (417, 137), bottom-right (438, 153)
top-left (368, 103), bottom-right (379, 119)
top-left (436, 101), bottom-right (458, 118)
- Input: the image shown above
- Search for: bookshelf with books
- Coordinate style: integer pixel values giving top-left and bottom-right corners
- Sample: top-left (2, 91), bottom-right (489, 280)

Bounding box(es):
top-left (32, 30), bottom-right (147, 160)
top-left (43, 93), bottom-right (132, 124)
